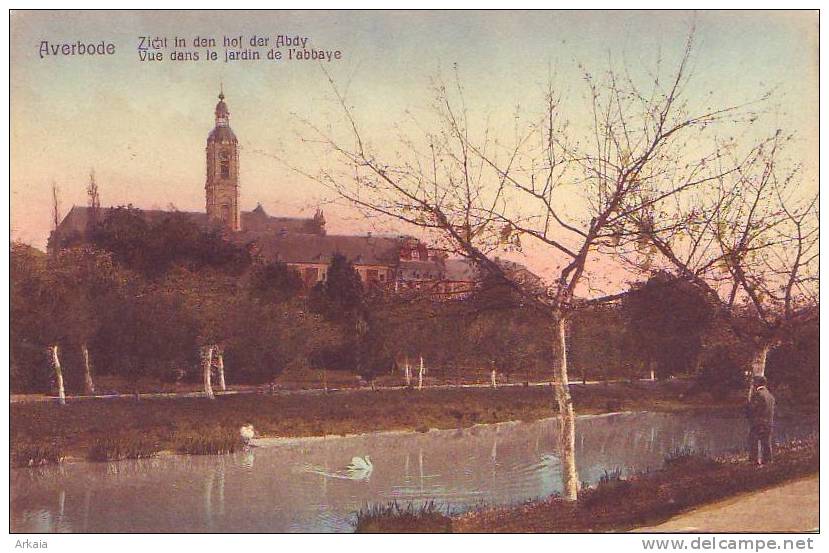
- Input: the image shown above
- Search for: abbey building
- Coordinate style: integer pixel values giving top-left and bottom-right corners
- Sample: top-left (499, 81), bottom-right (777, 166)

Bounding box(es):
top-left (48, 91), bottom-right (494, 295)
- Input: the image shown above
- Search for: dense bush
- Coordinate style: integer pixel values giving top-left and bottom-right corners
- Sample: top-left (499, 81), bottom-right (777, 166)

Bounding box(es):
top-left (767, 320), bottom-right (819, 402)
top-left (173, 428), bottom-right (241, 455)
top-left (11, 204), bottom-right (351, 391)
top-left (88, 436), bottom-right (161, 461)
top-left (621, 271), bottom-right (716, 379)
top-left (92, 207), bottom-right (252, 278)
top-left (696, 344), bottom-right (747, 397)
top-left (11, 441), bottom-right (65, 468)
top-left (10, 209), bottom-right (818, 395)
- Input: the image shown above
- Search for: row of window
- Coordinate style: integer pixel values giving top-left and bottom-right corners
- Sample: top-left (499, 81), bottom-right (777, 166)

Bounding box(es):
top-left (288, 265), bottom-right (391, 286)
top-left (286, 264), bottom-right (472, 295)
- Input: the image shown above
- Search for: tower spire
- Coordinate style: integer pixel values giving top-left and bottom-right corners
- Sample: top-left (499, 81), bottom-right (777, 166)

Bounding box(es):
top-left (214, 86), bottom-right (229, 127)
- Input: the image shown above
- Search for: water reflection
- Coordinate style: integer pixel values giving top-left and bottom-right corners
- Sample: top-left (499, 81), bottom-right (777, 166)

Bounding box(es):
top-left (11, 411), bottom-right (815, 533)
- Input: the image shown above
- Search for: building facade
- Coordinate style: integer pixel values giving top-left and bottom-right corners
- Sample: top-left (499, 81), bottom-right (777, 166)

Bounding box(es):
top-left (48, 91), bottom-right (535, 297)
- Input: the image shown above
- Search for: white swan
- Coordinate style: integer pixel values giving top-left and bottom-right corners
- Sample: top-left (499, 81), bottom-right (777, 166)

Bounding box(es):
top-left (304, 455), bottom-right (374, 481)
top-left (240, 424), bottom-right (255, 445)
top-left (347, 455), bottom-right (373, 472)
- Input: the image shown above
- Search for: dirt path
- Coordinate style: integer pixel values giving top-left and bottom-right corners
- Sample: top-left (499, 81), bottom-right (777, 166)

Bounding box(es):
top-left (636, 474), bottom-right (819, 532)
top-left (10, 376), bottom-right (665, 403)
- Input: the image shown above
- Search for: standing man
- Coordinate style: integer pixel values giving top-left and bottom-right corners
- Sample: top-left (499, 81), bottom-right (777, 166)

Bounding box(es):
top-left (747, 376), bottom-right (776, 465)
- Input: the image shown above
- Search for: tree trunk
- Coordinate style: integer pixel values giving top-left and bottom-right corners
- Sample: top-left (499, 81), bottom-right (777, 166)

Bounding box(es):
top-left (747, 343), bottom-right (771, 401)
top-left (201, 345), bottom-right (215, 399)
top-left (553, 316), bottom-right (579, 501)
top-left (404, 359), bottom-right (411, 387)
top-left (50, 345), bottom-right (66, 405)
top-left (418, 356), bottom-right (424, 390)
top-left (491, 368), bottom-right (497, 388)
top-left (216, 350), bottom-right (226, 392)
top-left (82, 344), bottom-right (95, 395)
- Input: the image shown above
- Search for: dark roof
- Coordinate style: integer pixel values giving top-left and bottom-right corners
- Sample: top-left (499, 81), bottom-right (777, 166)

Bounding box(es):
top-left (50, 205), bottom-right (322, 248)
top-left (443, 257), bottom-right (543, 287)
top-left (207, 126), bottom-right (237, 143)
top-left (249, 232), bottom-right (403, 266)
top-left (215, 97), bottom-right (229, 118)
top-left (53, 206), bottom-right (192, 237)
top-left (240, 204), bottom-right (323, 234)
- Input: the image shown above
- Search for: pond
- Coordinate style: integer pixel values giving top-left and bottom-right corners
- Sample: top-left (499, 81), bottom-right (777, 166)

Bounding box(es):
top-left (11, 410), bottom-right (816, 533)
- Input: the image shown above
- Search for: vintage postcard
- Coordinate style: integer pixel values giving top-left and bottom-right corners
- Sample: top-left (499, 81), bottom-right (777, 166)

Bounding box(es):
top-left (8, 8), bottom-right (820, 544)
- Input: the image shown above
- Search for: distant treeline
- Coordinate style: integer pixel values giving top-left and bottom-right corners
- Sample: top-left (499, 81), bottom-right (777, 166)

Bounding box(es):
top-left (11, 208), bottom-right (818, 398)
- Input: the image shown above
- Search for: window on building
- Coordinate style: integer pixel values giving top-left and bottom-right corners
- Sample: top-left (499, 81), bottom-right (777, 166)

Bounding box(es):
top-left (219, 151), bottom-right (230, 178)
top-left (303, 267), bottom-right (319, 288)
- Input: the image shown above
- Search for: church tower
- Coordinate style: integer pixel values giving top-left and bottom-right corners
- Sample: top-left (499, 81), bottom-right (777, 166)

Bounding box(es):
top-left (205, 89), bottom-right (240, 231)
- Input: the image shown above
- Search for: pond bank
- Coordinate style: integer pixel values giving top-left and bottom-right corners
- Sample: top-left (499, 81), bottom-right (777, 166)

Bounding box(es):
top-left (12, 379), bottom-right (736, 465)
top-left (355, 439), bottom-right (819, 533)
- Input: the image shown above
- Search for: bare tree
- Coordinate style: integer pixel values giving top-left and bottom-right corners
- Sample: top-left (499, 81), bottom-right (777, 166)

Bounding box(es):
top-left (166, 270), bottom-right (237, 400)
top-left (51, 181), bottom-right (61, 233)
top-left (215, 345), bottom-right (227, 392)
top-left (298, 32), bottom-right (765, 500)
top-left (630, 131), bottom-right (818, 397)
top-left (49, 182), bottom-right (65, 402)
top-left (82, 343), bottom-right (95, 396)
top-left (82, 170), bottom-right (100, 396)
top-left (201, 345), bottom-right (215, 399)
top-left (49, 345), bottom-right (66, 405)
top-left (87, 168), bottom-right (101, 231)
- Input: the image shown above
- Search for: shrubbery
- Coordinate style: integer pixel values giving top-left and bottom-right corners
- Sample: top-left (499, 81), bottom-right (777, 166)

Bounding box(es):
top-left (11, 208), bottom-right (818, 395)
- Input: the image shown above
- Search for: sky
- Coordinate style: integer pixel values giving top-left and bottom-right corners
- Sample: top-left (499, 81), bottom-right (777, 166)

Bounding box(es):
top-left (10, 10), bottom-right (818, 287)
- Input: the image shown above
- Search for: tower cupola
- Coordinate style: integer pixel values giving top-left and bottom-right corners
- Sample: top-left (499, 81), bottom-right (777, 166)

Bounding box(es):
top-left (215, 91), bottom-right (230, 127)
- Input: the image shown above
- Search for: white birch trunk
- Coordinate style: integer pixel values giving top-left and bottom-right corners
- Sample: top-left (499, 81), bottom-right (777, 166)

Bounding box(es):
top-left (404, 358), bottom-right (411, 386)
top-left (216, 350), bottom-right (226, 392)
top-left (201, 345), bottom-right (215, 399)
top-left (418, 356), bottom-right (424, 390)
top-left (747, 343), bottom-right (771, 401)
top-left (50, 345), bottom-right (66, 405)
top-left (82, 344), bottom-right (95, 395)
top-left (491, 368), bottom-right (498, 388)
top-left (553, 317), bottom-right (579, 501)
